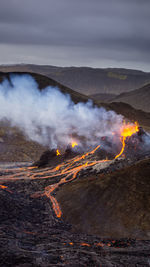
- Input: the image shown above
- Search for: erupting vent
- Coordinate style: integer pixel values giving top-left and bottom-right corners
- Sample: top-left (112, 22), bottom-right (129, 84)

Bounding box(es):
top-left (0, 121), bottom-right (145, 219)
top-left (115, 122), bottom-right (139, 159)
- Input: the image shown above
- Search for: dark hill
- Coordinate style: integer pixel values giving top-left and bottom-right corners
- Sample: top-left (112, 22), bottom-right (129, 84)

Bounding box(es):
top-left (0, 64), bottom-right (150, 95)
top-left (0, 71), bottom-right (88, 104)
top-left (109, 83), bottom-right (150, 112)
top-left (56, 158), bottom-right (150, 239)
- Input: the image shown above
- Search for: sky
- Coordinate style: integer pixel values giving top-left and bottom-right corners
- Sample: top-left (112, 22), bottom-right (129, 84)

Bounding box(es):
top-left (0, 0), bottom-right (150, 71)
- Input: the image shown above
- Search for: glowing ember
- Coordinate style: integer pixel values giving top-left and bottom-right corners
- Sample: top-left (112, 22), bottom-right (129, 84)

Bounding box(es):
top-left (56, 149), bottom-right (61, 156)
top-left (115, 136), bottom-right (126, 159)
top-left (115, 122), bottom-right (139, 159)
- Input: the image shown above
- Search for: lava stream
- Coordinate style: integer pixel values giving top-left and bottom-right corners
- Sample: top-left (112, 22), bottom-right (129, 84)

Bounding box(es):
top-left (115, 122), bottom-right (139, 159)
top-left (0, 122), bottom-right (139, 218)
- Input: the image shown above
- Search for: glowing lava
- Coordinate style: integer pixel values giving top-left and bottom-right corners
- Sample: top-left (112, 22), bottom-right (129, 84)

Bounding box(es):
top-left (71, 141), bottom-right (78, 148)
top-left (56, 149), bottom-right (61, 156)
top-left (44, 145), bottom-right (102, 218)
top-left (115, 122), bottom-right (139, 159)
top-left (0, 184), bottom-right (12, 193)
top-left (0, 185), bottom-right (7, 190)
top-left (0, 121), bottom-right (140, 219)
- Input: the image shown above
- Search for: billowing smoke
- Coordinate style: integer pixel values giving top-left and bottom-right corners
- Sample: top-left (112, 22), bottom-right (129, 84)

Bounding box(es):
top-left (0, 74), bottom-right (125, 149)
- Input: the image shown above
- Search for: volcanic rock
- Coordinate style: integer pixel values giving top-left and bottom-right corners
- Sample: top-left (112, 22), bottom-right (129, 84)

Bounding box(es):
top-left (0, 162), bottom-right (150, 266)
top-left (34, 149), bottom-right (58, 167)
top-left (34, 147), bottom-right (79, 168)
top-left (56, 158), bottom-right (150, 239)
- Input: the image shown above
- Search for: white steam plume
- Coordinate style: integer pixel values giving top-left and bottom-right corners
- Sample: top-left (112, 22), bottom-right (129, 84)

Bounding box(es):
top-left (0, 74), bottom-right (124, 149)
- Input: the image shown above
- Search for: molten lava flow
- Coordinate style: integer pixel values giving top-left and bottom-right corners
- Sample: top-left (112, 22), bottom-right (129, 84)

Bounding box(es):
top-left (0, 121), bottom-right (140, 219)
top-left (44, 146), bottom-right (105, 218)
top-left (71, 145), bottom-right (100, 164)
top-left (0, 184), bottom-right (12, 193)
top-left (0, 145), bottom-right (108, 218)
top-left (115, 136), bottom-right (126, 159)
top-left (56, 149), bottom-right (61, 156)
top-left (80, 243), bottom-right (91, 247)
top-left (115, 122), bottom-right (139, 159)
top-left (0, 185), bottom-right (7, 190)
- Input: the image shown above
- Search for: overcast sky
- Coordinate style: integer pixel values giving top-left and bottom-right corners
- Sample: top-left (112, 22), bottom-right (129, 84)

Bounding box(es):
top-left (0, 0), bottom-right (150, 71)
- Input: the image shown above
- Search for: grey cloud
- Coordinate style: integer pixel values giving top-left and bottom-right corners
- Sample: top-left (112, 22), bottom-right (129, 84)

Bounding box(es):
top-left (0, 0), bottom-right (150, 71)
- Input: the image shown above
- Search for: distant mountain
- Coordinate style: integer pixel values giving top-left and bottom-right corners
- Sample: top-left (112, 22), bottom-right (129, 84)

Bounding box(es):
top-left (0, 64), bottom-right (150, 96)
top-left (109, 83), bottom-right (150, 112)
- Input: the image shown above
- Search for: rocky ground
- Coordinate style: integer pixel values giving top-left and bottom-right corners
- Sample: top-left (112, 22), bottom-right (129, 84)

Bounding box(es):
top-left (0, 161), bottom-right (150, 266)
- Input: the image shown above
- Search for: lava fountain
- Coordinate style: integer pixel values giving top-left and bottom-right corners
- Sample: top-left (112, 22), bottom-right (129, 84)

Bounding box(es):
top-left (115, 122), bottom-right (139, 159)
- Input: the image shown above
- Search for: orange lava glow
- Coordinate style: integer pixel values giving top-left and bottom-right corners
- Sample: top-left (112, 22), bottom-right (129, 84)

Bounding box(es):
top-left (0, 121), bottom-right (140, 219)
top-left (115, 122), bottom-right (139, 159)
top-left (0, 184), bottom-right (7, 189)
top-left (0, 184), bottom-right (12, 193)
top-left (121, 121), bottom-right (139, 138)
top-left (43, 145), bottom-right (105, 218)
top-left (56, 149), bottom-right (61, 156)
top-left (71, 141), bottom-right (78, 148)
top-left (80, 243), bottom-right (91, 247)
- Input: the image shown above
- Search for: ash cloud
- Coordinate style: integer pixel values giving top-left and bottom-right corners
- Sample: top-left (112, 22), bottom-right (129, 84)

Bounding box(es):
top-left (0, 74), bottom-right (124, 149)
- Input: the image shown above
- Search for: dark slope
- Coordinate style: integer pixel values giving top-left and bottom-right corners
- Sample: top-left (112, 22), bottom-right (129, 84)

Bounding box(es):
top-left (110, 83), bottom-right (150, 112)
top-left (0, 64), bottom-right (150, 95)
top-left (0, 163), bottom-right (149, 266)
top-left (56, 158), bottom-right (150, 239)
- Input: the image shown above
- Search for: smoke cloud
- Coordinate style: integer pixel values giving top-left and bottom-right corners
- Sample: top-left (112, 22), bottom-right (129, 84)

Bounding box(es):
top-left (0, 74), bottom-right (125, 149)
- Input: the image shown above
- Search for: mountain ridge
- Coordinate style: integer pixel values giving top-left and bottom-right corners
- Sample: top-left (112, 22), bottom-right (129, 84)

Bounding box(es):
top-left (0, 64), bottom-right (150, 96)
